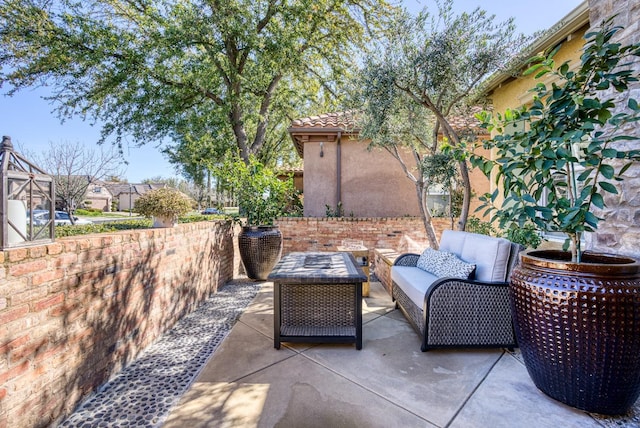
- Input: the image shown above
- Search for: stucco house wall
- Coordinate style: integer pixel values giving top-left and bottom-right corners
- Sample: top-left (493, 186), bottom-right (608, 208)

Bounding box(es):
top-left (489, 28), bottom-right (588, 117)
top-left (302, 137), bottom-right (421, 217)
top-left (290, 112), bottom-right (491, 220)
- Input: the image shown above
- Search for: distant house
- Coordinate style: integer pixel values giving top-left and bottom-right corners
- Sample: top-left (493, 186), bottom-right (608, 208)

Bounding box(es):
top-left (84, 181), bottom-right (114, 212)
top-left (104, 182), bottom-right (167, 212)
top-left (54, 176), bottom-right (113, 212)
top-left (287, 111), bottom-right (490, 218)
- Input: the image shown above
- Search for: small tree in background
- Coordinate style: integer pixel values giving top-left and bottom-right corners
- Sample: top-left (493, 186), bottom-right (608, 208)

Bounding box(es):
top-left (134, 188), bottom-right (193, 225)
top-left (217, 155), bottom-right (302, 226)
top-left (22, 141), bottom-right (123, 224)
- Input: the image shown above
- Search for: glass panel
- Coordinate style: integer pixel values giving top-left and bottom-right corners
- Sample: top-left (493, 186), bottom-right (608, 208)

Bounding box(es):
top-left (7, 198), bottom-right (28, 245)
top-left (33, 179), bottom-right (53, 211)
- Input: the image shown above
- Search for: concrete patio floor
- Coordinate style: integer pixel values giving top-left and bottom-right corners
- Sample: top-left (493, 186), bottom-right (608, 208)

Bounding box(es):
top-left (163, 281), bottom-right (638, 428)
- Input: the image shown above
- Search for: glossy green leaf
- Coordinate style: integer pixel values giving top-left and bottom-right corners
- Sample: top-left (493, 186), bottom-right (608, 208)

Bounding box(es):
top-left (600, 164), bottom-right (615, 179)
top-left (599, 181), bottom-right (619, 194)
top-left (585, 211), bottom-right (600, 228)
top-left (591, 193), bottom-right (604, 209)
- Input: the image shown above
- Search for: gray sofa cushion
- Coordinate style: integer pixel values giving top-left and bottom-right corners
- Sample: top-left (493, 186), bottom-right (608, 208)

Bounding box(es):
top-left (416, 248), bottom-right (476, 279)
top-left (391, 266), bottom-right (439, 308)
top-left (439, 230), bottom-right (512, 282)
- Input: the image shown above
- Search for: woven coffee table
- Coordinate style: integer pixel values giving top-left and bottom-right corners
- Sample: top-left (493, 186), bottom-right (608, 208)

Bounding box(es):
top-left (268, 252), bottom-right (367, 350)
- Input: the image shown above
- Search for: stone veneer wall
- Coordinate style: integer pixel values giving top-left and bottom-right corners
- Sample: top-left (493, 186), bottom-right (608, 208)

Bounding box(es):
top-left (277, 216), bottom-right (454, 257)
top-left (0, 221), bottom-right (235, 428)
top-left (587, 0), bottom-right (640, 259)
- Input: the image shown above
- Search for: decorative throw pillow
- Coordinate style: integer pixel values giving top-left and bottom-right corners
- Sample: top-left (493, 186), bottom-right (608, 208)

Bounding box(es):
top-left (416, 248), bottom-right (475, 279)
top-left (417, 248), bottom-right (448, 273)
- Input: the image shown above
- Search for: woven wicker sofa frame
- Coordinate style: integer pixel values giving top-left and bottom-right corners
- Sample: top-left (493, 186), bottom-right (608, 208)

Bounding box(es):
top-left (391, 232), bottom-right (523, 352)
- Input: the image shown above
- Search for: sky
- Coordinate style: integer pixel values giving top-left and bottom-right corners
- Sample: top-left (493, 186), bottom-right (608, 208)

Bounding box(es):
top-left (0, 0), bottom-right (585, 183)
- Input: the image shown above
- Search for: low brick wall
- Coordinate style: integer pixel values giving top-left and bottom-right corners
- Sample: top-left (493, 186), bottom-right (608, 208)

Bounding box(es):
top-left (278, 217), bottom-right (453, 256)
top-left (0, 221), bottom-right (234, 428)
top-left (1, 216), bottom-right (453, 427)
top-left (373, 249), bottom-right (403, 295)
top-left (278, 217), bottom-right (455, 296)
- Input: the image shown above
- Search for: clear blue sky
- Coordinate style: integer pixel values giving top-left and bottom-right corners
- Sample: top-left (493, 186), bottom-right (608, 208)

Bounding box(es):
top-left (0, 0), bottom-right (584, 183)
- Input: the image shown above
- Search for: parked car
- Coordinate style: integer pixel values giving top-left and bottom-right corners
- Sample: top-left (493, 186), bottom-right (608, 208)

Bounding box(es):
top-left (31, 211), bottom-right (93, 226)
top-left (26, 209), bottom-right (49, 226)
top-left (201, 208), bottom-right (221, 215)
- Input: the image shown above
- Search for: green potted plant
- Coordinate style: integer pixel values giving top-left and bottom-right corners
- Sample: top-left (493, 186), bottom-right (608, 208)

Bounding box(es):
top-left (134, 187), bottom-right (193, 228)
top-left (218, 155), bottom-right (301, 280)
top-left (472, 20), bottom-right (640, 415)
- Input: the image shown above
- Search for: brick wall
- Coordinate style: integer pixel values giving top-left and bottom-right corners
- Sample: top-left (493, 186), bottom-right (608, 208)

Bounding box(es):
top-left (0, 221), bottom-right (234, 428)
top-left (0, 216), bottom-right (453, 427)
top-left (278, 216), bottom-right (454, 261)
top-left (373, 249), bottom-right (403, 295)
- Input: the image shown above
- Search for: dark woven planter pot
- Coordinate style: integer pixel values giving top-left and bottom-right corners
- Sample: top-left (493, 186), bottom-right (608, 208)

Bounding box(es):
top-left (511, 250), bottom-right (640, 415)
top-left (239, 225), bottom-right (283, 281)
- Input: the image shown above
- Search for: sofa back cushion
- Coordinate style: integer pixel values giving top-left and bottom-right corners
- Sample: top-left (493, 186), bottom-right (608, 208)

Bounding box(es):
top-left (439, 230), bottom-right (512, 282)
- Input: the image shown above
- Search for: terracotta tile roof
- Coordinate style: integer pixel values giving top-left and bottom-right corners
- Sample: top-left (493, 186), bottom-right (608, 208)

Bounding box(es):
top-left (104, 182), bottom-right (167, 196)
top-left (278, 166), bottom-right (304, 173)
top-left (289, 111), bottom-right (360, 131)
top-left (444, 106), bottom-right (488, 135)
top-left (288, 109), bottom-right (488, 158)
top-left (290, 109), bottom-right (487, 133)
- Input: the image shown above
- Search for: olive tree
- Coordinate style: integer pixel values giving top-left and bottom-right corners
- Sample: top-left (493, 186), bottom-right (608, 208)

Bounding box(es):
top-left (355, 1), bottom-right (525, 248)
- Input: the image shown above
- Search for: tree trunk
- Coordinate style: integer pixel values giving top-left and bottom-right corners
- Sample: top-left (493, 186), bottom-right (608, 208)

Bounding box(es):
top-left (416, 181), bottom-right (439, 249)
top-left (206, 170), bottom-right (212, 207)
top-left (457, 159), bottom-right (472, 231)
top-left (229, 106), bottom-right (250, 163)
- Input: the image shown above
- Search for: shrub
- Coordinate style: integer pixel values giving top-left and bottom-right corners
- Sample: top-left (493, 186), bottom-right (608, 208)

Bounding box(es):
top-left (217, 156), bottom-right (302, 226)
top-left (465, 217), bottom-right (496, 236)
top-left (134, 188), bottom-right (193, 220)
top-left (55, 220), bottom-right (152, 237)
top-left (504, 224), bottom-right (542, 249)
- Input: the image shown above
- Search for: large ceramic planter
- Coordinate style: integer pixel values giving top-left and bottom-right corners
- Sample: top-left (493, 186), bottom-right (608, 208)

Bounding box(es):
top-left (238, 225), bottom-right (283, 281)
top-left (510, 250), bottom-right (640, 415)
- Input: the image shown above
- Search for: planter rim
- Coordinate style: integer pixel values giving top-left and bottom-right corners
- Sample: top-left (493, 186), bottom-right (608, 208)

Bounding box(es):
top-left (521, 249), bottom-right (640, 275)
top-left (242, 225), bottom-right (279, 230)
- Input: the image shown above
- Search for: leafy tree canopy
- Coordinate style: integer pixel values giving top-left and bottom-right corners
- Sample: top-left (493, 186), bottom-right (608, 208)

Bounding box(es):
top-left (1, 0), bottom-right (393, 163)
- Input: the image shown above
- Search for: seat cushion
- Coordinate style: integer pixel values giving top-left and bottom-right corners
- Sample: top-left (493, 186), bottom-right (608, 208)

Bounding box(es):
top-left (439, 230), bottom-right (512, 282)
top-left (392, 266), bottom-right (439, 308)
top-left (416, 248), bottom-right (476, 279)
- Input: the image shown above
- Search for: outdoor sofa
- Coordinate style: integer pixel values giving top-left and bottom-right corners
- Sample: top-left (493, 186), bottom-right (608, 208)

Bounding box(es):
top-left (391, 230), bottom-right (523, 351)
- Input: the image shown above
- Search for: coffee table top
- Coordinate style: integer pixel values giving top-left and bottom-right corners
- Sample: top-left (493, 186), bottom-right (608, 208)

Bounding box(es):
top-left (268, 252), bottom-right (367, 284)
